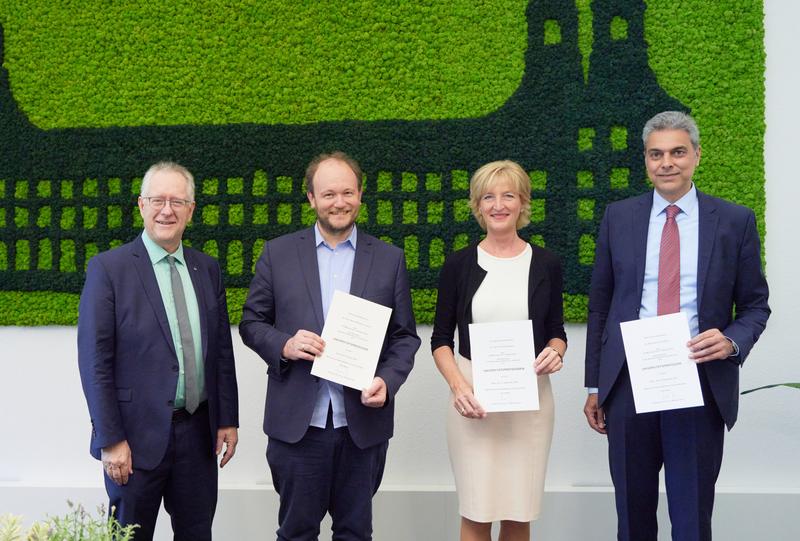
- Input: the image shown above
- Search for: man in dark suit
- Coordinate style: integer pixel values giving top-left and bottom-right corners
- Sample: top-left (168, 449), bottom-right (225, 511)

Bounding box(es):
top-left (583, 111), bottom-right (770, 541)
top-left (78, 162), bottom-right (239, 540)
top-left (240, 151), bottom-right (420, 541)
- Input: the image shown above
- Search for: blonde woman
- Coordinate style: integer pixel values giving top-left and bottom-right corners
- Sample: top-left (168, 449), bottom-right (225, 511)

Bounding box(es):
top-left (431, 160), bottom-right (567, 541)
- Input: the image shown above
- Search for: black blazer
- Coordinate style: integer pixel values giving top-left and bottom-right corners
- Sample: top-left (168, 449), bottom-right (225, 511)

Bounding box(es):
top-left (431, 242), bottom-right (567, 359)
top-left (240, 227), bottom-right (420, 449)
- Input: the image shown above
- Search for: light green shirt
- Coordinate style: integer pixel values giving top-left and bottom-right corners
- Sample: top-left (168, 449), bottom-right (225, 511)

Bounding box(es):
top-left (141, 232), bottom-right (205, 407)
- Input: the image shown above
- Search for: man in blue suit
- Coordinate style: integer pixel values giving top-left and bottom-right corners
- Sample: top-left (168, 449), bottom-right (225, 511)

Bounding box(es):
top-left (240, 151), bottom-right (420, 541)
top-left (78, 162), bottom-right (239, 540)
top-left (583, 111), bottom-right (770, 541)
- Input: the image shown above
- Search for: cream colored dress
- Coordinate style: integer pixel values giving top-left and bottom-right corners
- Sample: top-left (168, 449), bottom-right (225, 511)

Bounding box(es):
top-left (447, 245), bottom-right (554, 522)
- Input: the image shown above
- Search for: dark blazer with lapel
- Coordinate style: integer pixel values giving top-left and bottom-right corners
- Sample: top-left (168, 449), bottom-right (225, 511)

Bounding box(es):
top-left (584, 189), bottom-right (770, 429)
top-left (78, 234), bottom-right (239, 470)
top-left (430, 242), bottom-right (567, 359)
top-left (239, 227), bottom-right (420, 449)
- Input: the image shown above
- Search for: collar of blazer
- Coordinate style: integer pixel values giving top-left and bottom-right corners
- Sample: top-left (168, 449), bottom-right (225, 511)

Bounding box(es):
top-left (130, 233), bottom-right (209, 359)
top-left (460, 241), bottom-right (546, 324)
top-left (631, 189), bottom-right (720, 313)
top-left (295, 226), bottom-right (377, 331)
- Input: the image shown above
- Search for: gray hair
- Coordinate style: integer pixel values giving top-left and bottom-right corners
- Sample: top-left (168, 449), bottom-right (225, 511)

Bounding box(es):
top-left (140, 161), bottom-right (195, 200)
top-left (642, 111), bottom-right (700, 150)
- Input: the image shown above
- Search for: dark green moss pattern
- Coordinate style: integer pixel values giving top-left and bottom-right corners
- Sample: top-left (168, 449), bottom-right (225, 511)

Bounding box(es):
top-left (0, 0), bottom-right (765, 325)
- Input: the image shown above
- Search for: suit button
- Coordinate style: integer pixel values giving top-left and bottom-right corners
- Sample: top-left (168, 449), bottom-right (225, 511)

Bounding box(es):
top-left (167, 400), bottom-right (174, 407)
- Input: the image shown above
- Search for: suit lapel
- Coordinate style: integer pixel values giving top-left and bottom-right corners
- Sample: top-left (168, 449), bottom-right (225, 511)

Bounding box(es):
top-left (633, 192), bottom-right (654, 299)
top-left (696, 191), bottom-right (719, 311)
top-left (184, 249), bottom-right (209, 360)
top-left (462, 244), bottom-right (487, 323)
top-left (131, 235), bottom-right (177, 358)
top-left (350, 233), bottom-right (374, 298)
top-left (297, 228), bottom-right (325, 330)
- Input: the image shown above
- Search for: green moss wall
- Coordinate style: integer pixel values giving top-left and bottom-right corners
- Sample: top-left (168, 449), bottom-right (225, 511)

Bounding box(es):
top-left (2, 1), bottom-right (528, 127)
top-left (0, 0), bottom-right (765, 325)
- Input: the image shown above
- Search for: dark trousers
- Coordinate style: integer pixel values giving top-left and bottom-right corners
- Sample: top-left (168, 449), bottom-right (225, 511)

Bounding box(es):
top-left (266, 420), bottom-right (388, 541)
top-left (605, 367), bottom-right (725, 541)
top-left (105, 403), bottom-right (217, 541)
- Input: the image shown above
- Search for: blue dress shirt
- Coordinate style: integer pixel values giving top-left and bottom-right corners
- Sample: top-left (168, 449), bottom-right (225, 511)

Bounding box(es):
top-left (640, 185), bottom-right (700, 336)
top-left (308, 224), bottom-right (357, 429)
top-left (588, 184), bottom-right (736, 393)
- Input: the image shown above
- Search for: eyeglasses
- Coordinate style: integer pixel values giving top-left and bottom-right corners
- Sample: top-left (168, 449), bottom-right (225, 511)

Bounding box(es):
top-left (142, 197), bottom-right (193, 210)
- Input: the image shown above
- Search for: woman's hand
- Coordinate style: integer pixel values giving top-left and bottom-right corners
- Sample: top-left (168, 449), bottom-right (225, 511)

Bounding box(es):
top-left (452, 383), bottom-right (487, 419)
top-left (432, 345), bottom-right (487, 419)
top-left (534, 346), bottom-right (564, 375)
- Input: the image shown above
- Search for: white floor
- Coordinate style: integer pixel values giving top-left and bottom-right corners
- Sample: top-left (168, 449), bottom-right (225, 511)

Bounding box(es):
top-left (2, 485), bottom-right (798, 540)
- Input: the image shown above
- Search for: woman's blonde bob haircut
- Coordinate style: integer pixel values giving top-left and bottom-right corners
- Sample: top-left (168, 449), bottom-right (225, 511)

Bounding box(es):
top-left (469, 160), bottom-right (531, 231)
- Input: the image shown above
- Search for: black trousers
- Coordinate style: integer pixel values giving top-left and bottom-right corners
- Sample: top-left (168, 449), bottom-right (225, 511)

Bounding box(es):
top-left (267, 419), bottom-right (388, 541)
top-left (105, 403), bottom-right (217, 541)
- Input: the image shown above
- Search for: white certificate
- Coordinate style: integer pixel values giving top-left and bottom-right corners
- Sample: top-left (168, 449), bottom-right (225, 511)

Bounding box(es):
top-left (469, 320), bottom-right (539, 412)
top-left (311, 290), bottom-right (392, 390)
top-left (620, 312), bottom-right (704, 413)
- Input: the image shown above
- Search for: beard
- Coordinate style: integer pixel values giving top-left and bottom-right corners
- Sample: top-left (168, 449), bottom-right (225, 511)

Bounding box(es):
top-left (316, 210), bottom-right (358, 238)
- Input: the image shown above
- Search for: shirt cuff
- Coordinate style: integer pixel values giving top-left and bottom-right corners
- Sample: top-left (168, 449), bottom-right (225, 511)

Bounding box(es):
top-left (587, 387), bottom-right (599, 394)
top-left (725, 337), bottom-right (740, 357)
top-left (725, 337), bottom-right (742, 366)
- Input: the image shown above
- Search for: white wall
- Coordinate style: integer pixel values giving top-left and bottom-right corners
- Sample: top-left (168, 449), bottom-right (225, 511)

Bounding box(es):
top-left (2, 1), bottom-right (799, 539)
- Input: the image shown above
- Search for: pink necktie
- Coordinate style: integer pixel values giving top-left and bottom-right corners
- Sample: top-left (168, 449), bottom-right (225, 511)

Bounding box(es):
top-left (657, 205), bottom-right (681, 315)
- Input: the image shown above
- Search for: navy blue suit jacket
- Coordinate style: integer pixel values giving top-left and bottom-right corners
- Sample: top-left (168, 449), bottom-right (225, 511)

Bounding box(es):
top-left (585, 190), bottom-right (770, 429)
top-left (239, 227), bottom-right (420, 449)
top-left (78, 234), bottom-right (239, 470)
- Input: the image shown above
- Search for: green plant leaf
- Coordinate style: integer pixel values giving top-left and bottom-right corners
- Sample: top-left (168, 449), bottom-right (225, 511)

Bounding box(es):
top-left (741, 383), bottom-right (800, 395)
